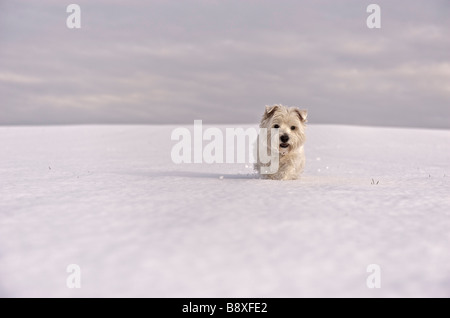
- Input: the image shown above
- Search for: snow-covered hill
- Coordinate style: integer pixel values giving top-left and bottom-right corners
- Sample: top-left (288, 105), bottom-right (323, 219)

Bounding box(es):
top-left (0, 124), bottom-right (449, 297)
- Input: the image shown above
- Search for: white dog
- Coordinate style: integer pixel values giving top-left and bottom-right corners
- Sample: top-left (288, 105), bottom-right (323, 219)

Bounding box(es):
top-left (254, 104), bottom-right (307, 180)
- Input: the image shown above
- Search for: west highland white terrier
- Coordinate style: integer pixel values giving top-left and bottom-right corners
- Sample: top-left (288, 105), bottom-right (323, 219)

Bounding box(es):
top-left (254, 104), bottom-right (307, 180)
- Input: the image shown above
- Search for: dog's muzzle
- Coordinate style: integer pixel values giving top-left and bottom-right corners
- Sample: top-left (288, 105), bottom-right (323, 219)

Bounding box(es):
top-left (280, 134), bottom-right (289, 148)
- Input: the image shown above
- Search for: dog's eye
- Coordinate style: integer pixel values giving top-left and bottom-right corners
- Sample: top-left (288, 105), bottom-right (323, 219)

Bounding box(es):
top-left (273, 124), bottom-right (280, 129)
top-left (291, 126), bottom-right (296, 130)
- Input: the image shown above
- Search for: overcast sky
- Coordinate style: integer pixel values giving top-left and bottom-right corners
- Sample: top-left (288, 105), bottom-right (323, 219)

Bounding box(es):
top-left (0, 0), bottom-right (449, 128)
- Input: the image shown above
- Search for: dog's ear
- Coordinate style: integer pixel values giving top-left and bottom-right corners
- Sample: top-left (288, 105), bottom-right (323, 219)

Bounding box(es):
top-left (262, 105), bottom-right (279, 121)
top-left (295, 109), bottom-right (308, 123)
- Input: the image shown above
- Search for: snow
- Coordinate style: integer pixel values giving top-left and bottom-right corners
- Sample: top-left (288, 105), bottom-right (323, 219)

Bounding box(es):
top-left (0, 124), bottom-right (449, 297)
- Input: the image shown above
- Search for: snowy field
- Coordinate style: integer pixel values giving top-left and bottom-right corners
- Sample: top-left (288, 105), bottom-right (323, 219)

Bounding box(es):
top-left (0, 124), bottom-right (449, 298)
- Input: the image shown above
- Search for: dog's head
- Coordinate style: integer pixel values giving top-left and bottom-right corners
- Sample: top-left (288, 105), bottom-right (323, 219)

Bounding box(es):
top-left (260, 104), bottom-right (307, 155)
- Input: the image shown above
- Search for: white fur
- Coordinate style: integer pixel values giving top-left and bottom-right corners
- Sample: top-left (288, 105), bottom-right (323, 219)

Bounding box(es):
top-left (254, 104), bottom-right (307, 180)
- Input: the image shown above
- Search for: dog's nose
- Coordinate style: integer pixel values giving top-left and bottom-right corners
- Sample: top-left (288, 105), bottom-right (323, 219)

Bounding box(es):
top-left (280, 134), bottom-right (289, 143)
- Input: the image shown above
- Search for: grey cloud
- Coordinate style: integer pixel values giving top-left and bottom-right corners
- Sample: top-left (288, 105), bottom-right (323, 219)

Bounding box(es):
top-left (0, 0), bottom-right (449, 128)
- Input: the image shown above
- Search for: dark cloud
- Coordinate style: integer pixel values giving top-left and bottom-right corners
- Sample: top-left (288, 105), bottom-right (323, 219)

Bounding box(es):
top-left (0, 0), bottom-right (449, 128)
